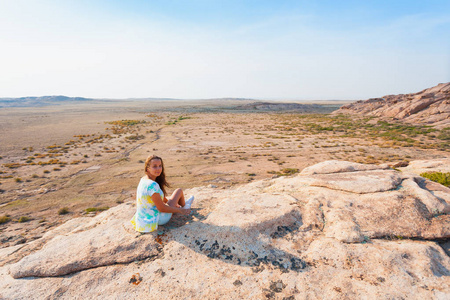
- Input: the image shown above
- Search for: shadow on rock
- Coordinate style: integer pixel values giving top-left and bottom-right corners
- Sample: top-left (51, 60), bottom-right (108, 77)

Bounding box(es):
top-left (161, 208), bottom-right (307, 273)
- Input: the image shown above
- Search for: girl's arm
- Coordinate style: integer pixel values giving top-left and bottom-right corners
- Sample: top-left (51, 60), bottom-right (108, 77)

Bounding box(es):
top-left (151, 193), bottom-right (190, 215)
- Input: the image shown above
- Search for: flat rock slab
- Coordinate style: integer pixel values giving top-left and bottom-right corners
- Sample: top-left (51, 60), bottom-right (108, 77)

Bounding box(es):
top-left (300, 160), bottom-right (389, 175)
top-left (8, 204), bottom-right (161, 278)
top-left (170, 193), bottom-right (304, 271)
top-left (308, 170), bottom-right (402, 194)
top-left (399, 159), bottom-right (450, 175)
top-left (302, 237), bottom-right (450, 297)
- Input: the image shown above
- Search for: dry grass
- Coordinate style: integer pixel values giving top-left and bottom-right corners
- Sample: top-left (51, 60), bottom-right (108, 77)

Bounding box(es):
top-left (0, 100), bottom-right (448, 248)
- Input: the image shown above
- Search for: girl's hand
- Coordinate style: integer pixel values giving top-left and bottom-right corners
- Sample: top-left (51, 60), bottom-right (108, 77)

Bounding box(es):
top-left (179, 208), bottom-right (191, 215)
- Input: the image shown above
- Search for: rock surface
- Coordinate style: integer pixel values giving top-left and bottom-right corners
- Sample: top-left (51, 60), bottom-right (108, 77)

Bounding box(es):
top-left (0, 160), bottom-right (449, 299)
top-left (334, 82), bottom-right (450, 128)
top-left (398, 158), bottom-right (450, 175)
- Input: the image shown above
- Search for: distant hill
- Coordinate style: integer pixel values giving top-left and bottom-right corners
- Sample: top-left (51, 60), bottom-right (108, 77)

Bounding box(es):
top-left (333, 83), bottom-right (450, 128)
top-left (0, 95), bottom-right (259, 108)
top-left (0, 95), bottom-right (93, 108)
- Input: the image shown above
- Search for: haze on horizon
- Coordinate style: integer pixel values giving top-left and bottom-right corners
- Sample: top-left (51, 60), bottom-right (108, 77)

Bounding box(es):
top-left (0, 0), bottom-right (449, 101)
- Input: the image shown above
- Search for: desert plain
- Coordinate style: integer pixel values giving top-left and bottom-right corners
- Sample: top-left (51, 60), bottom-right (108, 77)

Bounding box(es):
top-left (0, 98), bottom-right (449, 248)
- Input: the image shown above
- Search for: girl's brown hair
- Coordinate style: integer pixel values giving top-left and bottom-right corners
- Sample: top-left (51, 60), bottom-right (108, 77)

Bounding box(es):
top-left (144, 155), bottom-right (170, 195)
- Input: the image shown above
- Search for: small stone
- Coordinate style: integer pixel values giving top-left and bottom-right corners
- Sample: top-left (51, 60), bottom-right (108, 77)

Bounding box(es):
top-left (233, 280), bottom-right (242, 286)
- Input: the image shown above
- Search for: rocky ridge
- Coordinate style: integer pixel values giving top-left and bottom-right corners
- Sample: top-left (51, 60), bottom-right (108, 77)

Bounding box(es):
top-left (0, 160), bottom-right (449, 299)
top-left (235, 101), bottom-right (333, 113)
top-left (334, 82), bottom-right (450, 128)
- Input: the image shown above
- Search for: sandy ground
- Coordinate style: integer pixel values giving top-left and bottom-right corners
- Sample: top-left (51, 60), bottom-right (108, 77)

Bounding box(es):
top-left (0, 99), bottom-right (448, 247)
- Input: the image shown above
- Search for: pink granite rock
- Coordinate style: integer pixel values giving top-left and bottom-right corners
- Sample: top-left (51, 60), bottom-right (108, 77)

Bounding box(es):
top-left (334, 82), bottom-right (450, 128)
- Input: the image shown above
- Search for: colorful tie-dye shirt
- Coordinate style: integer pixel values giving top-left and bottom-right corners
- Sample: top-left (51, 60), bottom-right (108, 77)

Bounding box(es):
top-left (131, 177), bottom-right (164, 232)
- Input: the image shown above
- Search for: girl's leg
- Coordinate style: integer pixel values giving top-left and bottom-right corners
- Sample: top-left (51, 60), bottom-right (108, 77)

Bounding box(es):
top-left (167, 188), bottom-right (185, 207)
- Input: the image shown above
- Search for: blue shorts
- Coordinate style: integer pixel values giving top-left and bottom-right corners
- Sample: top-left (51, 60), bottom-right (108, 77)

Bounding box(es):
top-left (158, 212), bottom-right (172, 225)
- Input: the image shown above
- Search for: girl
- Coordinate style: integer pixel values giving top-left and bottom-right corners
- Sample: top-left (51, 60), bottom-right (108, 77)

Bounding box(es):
top-left (131, 155), bottom-right (194, 232)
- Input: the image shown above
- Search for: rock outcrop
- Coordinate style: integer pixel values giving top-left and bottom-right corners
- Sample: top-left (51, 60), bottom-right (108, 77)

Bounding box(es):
top-left (0, 161), bottom-right (449, 299)
top-left (334, 82), bottom-right (450, 128)
top-left (236, 101), bottom-right (334, 113)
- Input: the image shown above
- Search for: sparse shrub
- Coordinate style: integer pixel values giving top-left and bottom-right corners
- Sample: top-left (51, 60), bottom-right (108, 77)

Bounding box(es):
top-left (4, 163), bottom-right (23, 169)
top-left (15, 177), bottom-right (22, 182)
top-left (125, 134), bottom-right (145, 141)
top-left (281, 168), bottom-right (299, 175)
top-left (43, 170), bottom-right (50, 174)
top-left (268, 168), bottom-right (299, 177)
top-left (0, 215), bottom-right (11, 224)
top-left (58, 207), bottom-right (69, 215)
top-left (437, 127), bottom-right (449, 140)
top-left (53, 168), bottom-right (61, 171)
top-left (32, 174), bottom-right (39, 178)
top-left (420, 172), bottom-right (450, 187)
top-left (18, 216), bottom-right (30, 223)
top-left (85, 207), bottom-right (109, 213)
top-left (106, 120), bottom-right (146, 126)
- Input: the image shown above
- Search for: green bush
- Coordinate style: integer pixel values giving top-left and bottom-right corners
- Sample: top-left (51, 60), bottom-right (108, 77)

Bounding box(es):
top-left (0, 215), bottom-right (11, 224)
top-left (420, 172), bottom-right (450, 187)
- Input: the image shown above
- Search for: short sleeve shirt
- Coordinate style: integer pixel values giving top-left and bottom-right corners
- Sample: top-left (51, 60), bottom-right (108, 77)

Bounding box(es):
top-left (131, 177), bottom-right (164, 232)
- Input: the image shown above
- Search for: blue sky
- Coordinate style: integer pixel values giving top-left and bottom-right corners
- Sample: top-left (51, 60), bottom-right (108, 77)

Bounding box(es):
top-left (0, 0), bottom-right (449, 99)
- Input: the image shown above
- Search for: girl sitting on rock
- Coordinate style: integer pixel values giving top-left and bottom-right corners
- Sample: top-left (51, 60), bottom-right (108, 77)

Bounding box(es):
top-left (131, 155), bottom-right (194, 232)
